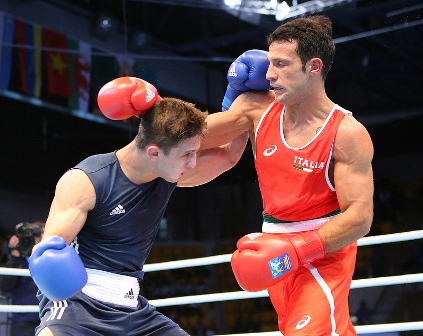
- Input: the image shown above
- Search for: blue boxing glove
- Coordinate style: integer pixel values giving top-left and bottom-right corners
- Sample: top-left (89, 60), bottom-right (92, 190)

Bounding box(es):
top-left (29, 236), bottom-right (87, 301)
top-left (222, 49), bottom-right (271, 111)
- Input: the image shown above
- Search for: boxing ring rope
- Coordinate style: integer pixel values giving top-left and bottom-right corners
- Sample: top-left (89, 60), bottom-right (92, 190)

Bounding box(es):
top-left (215, 321), bottom-right (423, 336)
top-left (1, 229), bottom-right (423, 334)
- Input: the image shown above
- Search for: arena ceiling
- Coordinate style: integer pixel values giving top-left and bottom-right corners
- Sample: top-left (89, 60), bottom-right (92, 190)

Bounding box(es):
top-left (45, 0), bottom-right (423, 155)
top-left (45, 0), bottom-right (423, 117)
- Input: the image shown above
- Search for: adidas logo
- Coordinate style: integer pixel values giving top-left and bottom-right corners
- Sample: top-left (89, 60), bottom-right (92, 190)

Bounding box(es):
top-left (145, 88), bottom-right (156, 103)
top-left (228, 64), bottom-right (237, 77)
top-left (110, 204), bottom-right (126, 215)
top-left (124, 288), bottom-right (134, 300)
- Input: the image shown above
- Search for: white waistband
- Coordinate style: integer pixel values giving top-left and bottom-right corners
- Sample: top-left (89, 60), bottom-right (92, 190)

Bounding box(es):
top-left (262, 215), bottom-right (336, 233)
top-left (81, 268), bottom-right (139, 308)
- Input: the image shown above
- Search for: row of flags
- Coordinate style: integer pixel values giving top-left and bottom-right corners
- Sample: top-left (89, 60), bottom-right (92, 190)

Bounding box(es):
top-left (0, 12), bottom-right (157, 114)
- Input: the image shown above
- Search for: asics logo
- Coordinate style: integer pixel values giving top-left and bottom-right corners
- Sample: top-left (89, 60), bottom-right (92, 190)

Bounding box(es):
top-left (145, 88), bottom-right (156, 102)
top-left (263, 145), bottom-right (277, 156)
top-left (110, 204), bottom-right (125, 215)
top-left (296, 315), bottom-right (311, 330)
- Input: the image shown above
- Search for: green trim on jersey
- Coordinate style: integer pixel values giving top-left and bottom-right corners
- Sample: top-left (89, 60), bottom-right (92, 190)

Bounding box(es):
top-left (263, 208), bottom-right (342, 223)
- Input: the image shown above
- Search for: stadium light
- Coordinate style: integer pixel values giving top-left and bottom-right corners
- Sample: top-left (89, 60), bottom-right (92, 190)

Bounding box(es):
top-left (223, 0), bottom-right (352, 21)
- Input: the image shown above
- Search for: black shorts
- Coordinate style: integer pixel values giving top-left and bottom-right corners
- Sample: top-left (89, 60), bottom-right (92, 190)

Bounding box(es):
top-left (35, 291), bottom-right (189, 336)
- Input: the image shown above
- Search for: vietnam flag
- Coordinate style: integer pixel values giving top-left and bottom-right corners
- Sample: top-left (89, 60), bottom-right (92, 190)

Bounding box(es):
top-left (43, 28), bottom-right (72, 98)
top-left (15, 19), bottom-right (42, 97)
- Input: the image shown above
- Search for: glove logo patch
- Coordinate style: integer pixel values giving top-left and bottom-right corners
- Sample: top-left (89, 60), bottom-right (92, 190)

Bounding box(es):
top-left (228, 64), bottom-right (237, 77)
top-left (145, 88), bottom-right (156, 103)
top-left (268, 252), bottom-right (292, 279)
top-left (70, 237), bottom-right (80, 254)
top-left (246, 233), bottom-right (263, 240)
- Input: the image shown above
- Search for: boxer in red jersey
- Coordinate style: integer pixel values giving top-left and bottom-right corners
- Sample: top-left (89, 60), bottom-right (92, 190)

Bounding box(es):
top-left (202, 15), bottom-right (374, 335)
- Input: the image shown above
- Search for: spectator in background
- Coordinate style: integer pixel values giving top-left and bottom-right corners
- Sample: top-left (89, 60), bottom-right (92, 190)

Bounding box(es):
top-left (355, 299), bottom-right (372, 325)
top-left (0, 221), bottom-right (44, 336)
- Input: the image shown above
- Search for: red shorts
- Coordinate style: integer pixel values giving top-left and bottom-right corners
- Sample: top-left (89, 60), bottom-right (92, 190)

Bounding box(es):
top-left (267, 242), bottom-right (357, 336)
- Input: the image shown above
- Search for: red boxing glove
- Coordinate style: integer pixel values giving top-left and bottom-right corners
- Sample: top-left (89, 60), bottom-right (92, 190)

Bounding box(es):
top-left (97, 77), bottom-right (161, 120)
top-left (231, 231), bottom-right (326, 292)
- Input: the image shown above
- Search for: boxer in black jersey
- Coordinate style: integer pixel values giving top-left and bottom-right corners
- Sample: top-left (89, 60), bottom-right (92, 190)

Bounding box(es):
top-left (31, 78), bottom-right (248, 336)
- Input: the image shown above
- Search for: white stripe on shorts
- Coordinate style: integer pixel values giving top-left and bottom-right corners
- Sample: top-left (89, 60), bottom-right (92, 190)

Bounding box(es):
top-left (305, 264), bottom-right (340, 336)
top-left (46, 300), bottom-right (68, 321)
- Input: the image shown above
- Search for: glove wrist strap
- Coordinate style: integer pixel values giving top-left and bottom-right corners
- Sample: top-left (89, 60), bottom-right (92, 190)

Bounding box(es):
top-left (290, 230), bottom-right (326, 265)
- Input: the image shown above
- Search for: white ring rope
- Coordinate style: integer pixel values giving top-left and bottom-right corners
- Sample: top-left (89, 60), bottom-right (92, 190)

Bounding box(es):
top-left (215, 321), bottom-right (423, 335)
top-left (144, 229), bottom-right (423, 271)
top-left (149, 272), bottom-right (423, 307)
top-left (0, 230), bottom-right (422, 334)
top-left (2, 230), bottom-right (423, 277)
top-left (1, 272), bottom-right (422, 313)
top-left (356, 229), bottom-right (423, 246)
top-left (0, 267), bottom-right (30, 276)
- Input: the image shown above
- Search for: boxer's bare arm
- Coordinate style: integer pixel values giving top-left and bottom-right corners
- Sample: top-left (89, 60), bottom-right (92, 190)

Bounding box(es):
top-left (177, 132), bottom-right (249, 187)
top-left (37, 327), bottom-right (54, 336)
top-left (179, 91), bottom-right (274, 186)
top-left (201, 90), bottom-right (274, 150)
top-left (39, 169), bottom-right (94, 246)
top-left (317, 116), bottom-right (374, 253)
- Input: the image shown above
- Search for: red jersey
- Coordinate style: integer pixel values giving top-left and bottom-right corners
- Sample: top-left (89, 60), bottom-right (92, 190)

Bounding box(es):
top-left (255, 102), bottom-right (350, 222)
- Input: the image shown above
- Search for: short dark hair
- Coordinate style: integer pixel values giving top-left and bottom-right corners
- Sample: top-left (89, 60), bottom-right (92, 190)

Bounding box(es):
top-left (136, 97), bottom-right (207, 154)
top-left (267, 15), bottom-right (335, 80)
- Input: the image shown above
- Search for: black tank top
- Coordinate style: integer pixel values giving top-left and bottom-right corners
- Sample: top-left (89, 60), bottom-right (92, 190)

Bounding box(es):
top-left (72, 151), bottom-right (176, 279)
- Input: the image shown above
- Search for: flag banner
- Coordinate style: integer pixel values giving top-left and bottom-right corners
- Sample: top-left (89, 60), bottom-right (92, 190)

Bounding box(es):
top-left (1, 13), bottom-right (94, 108)
top-left (76, 41), bottom-right (91, 112)
top-left (43, 28), bottom-right (72, 98)
top-left (15, 19), bottom-right (41, 97)
top-left (117, 55), bottom-right (135, 77)
top-left (0, 14), bottom-right (14, 90)
top-left (33, 24), bottom-right (42, 98)
top-left (68, 39), bottom-right (91, 112)
top-left (91, 53), bottom-right (119, 95)
top-left (15, 19), bottom-right (28, 93)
